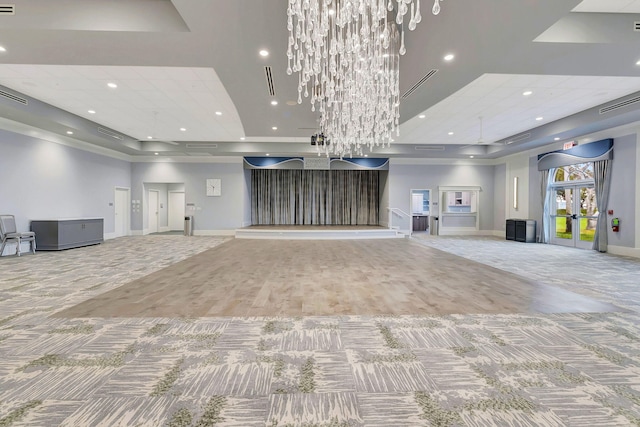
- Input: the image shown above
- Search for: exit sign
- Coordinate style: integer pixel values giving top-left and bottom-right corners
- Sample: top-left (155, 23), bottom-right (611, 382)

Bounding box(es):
top-left (563, 141), bottom-right (577, 150)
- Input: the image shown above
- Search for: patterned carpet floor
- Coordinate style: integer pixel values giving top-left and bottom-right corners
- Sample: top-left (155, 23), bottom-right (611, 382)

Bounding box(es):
top-left (1, 235), bottom-right (640, 426)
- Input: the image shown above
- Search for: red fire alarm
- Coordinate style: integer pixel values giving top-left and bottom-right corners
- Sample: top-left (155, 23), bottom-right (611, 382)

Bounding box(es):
top-left (608, 210), bottom-right (614, 215)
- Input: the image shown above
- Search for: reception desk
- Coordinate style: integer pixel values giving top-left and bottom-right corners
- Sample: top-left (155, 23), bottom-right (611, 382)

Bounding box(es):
top-left (30, 218), bottom-right (104, 250)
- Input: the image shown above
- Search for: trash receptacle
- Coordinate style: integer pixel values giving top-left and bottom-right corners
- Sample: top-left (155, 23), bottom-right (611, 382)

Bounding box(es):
top-left (430, 216), bottom-right (439, 235)
top-left (184, 216), bottom-right (193, 236)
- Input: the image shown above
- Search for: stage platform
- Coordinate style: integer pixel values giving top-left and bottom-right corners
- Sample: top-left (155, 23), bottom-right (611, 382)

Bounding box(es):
top-left (235, 225), bottom-right (404, 240)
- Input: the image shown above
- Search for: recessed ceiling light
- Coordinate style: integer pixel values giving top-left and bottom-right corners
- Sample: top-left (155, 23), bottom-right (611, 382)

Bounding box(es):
top-left (444, 53), bottom-right (455, 61)
top-left (107, 82), bottom-right (117, 89)
top-left (328, 9), bottom-right (335, 15)
top-left (448, 131), bottom-right (454, 135)
top-left (180, 127), bottom-right (186, 132)
top-left (272, 126), bottom-right (278, 130)
top-left (259, 49), bottom-right (269, 57)
top-left (88, 109), bottom-right (96, 114)
top-left (523, 90), bottom-right (533, 96)
top-left (154, 152), bottom-right (159, 155)
top-left (147, 136), bottom-right (153, 139)
top-left (390, 138), bottom-right (394, 142)
top-left (215, 111), bottom-right (222, 116)
top-left (554, 137), bottom-right (560, 141)
top-left (0, 46), bottom-right (6, 52)
top-left (418, 115), bottom-right (425, 119)
top-left (535, 116), bottom-right (543, 121)
top-left (469, 155), bottom-right (474, 158)
top-left (271, 100), bottom-right (278, 106)
top-left (66, 131), bottom-right (73, 135)
top-left (636, 59), bottom-right (640, 66)
top-left (240, 137), bottom-right (245, 140)
top-left (364, 154), bottom-right (368, 157)
top-left (266, 153), bottom-right (270, 156)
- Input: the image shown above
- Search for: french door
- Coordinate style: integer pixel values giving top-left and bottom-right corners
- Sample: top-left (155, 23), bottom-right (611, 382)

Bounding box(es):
top-left (550, 184), bottom-right (598, 249)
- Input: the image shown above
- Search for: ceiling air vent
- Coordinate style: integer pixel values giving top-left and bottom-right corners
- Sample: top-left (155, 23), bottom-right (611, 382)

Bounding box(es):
top-left (264, 66), bottom-right (276, 96)
top-left (97, 127), bottom-right (124, 141)
top-left (414, 145), bottom-right (445, 151)
top-left (505, 133), bottom-right (531, 145)
top-left (634, 21), bottom-right (640, 32)
top-left (0, 4), bottom-right (15, 15)
top-left (186, 143), bottom-right (217, 148)
top-left (0, 88), bottom-right (27, 105)
top-left (599, 95), bottom-right (640, 114)
top-left (187, 152), bottom-right (213, 156)
top-left (402, 69), bottom-right (438, 99)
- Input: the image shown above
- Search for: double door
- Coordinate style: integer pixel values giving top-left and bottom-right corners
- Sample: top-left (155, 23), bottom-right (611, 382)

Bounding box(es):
top-left (550, 184), bottom-right (598, 249)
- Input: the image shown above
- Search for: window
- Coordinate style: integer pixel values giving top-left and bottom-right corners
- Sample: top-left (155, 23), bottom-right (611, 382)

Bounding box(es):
top-left (445, 191), bottom-right (476, 213)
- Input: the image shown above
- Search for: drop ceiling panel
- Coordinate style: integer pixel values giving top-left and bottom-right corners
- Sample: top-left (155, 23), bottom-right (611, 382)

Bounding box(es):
top-left (0, 65), bottom-right (244, 142)
top-left (573, 0), bottom-right (640, 13)
top-left (398, 73), bottom-right (640, 146)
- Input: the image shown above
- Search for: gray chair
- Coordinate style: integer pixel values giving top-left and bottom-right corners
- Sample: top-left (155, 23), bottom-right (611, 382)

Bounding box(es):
top-left (0, 215), bottom-right (36, 256)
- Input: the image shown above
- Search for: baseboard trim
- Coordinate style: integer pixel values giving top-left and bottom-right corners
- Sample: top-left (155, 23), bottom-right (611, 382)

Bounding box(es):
top-left (104, 232), bottom-right (116, 241)
top-left (438, 229), bottom-right (499, 237)
top-left (607, 245), bottom-right (640, 258)
top-left (159, 226), bottom-right (170, 233)
top-left (193, 230), bottom-right (236, 236)
top-left (131, 230), bottom-right (144, 236)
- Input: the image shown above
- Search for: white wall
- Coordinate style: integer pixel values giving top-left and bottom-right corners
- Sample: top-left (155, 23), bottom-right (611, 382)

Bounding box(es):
top-left (0, 130), bottom-right (131, 254)
top-left (131, 160), bottom-right (245, 234)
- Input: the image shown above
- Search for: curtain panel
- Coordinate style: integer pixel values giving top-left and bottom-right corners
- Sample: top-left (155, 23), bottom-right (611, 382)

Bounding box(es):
top-left (251, 169), bottom-right (379, 225)
top-left (593, 160), bottom-right (612, 252)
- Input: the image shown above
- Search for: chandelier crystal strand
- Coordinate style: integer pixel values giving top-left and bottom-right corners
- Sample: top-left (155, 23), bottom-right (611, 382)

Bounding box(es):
top-left (287, 0), bottom-right (441, 157)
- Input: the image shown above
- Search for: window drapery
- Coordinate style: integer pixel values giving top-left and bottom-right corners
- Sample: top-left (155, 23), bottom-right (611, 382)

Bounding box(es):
top-left (593, 160), bottom-right (612, 252)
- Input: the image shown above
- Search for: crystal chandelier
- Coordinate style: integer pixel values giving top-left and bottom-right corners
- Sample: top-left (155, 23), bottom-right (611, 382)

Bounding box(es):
top-left (287, 0), bottom-right (443, 157)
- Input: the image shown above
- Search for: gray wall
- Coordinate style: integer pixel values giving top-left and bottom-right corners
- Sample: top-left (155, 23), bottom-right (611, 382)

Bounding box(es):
top-left (131, 161), bottom-right (245, 232)
top-left (493, 163), bottom-right (506, 232)
top-left (607, 134), bottom-right (636, 248)
top-left (0, 130), bottom-right (131, 236)
top-left (388, 163), bottom-right (496, 231)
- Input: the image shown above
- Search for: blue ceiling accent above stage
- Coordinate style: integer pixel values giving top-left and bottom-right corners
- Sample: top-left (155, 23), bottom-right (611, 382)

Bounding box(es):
top-left (537, 139), bottom-right (613, 171)
top-left (244, 157), bottom-right (389, 170)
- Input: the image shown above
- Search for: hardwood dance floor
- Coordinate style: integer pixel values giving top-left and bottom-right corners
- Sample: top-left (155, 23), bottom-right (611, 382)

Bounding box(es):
top-left (55, 238), bottom-right (619, 318)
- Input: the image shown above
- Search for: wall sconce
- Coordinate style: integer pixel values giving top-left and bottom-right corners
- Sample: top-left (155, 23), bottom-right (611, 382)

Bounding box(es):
top-left (513, 176), bottom-right (519, 210)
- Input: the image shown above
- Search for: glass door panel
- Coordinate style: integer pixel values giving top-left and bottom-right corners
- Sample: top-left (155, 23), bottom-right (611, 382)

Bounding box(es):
top-left (551, 187), bottom-right (574, 246)
top-left (550, 185), bottom-right (597, 249)
top-left (576, 186), bottom-right (597, 249)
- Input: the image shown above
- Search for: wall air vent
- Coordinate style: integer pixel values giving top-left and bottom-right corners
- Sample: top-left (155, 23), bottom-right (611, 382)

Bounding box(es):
top-left (402, 69), bottom-right (438, 99)
top-left (505, 132), bottom-right (531, 145)
top-left (0, 4), bottom-right (15, 15)
top-left (186, 143), bottom-right (218, 148)
top-left (599, 95), bottom-right (640, 114)
top-left (264, 66), bottom-right (276, 96)
top-left (0, 89), bottom-right (27, 105)
top-left (97, 127), bottom-right (124, 140)
top-left (414, 145), bottom-right (445, 151)
top-left (634, 21), bottom-right (640, 32)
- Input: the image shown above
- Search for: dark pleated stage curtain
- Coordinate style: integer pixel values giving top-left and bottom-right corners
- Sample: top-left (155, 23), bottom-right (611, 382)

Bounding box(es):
top-left (251, 169), bottom-right (379, 225)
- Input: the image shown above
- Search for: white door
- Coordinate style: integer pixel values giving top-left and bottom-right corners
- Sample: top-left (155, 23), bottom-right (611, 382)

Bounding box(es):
top-left (148, 190), bottom-right (159, 234)
top-left (168, 192), bottom-right (185, 231)
top-left (114, 188), bottom-right (129, 237)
